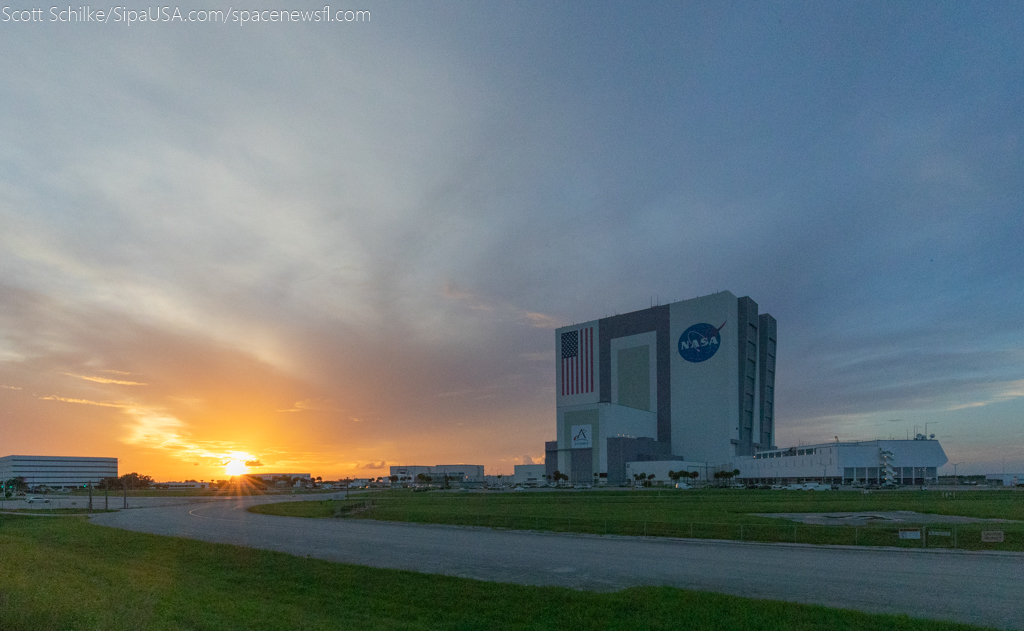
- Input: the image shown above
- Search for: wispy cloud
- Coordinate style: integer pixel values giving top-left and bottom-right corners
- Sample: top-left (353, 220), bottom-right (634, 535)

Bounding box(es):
top-left (1, 385), bottom-right (21, 390)
top-left (65, 373), bottom-right (146, 386)
top-left (276, 398), bottom-right (336, 413)
top-left (41, 395), bottom-right (130, 408)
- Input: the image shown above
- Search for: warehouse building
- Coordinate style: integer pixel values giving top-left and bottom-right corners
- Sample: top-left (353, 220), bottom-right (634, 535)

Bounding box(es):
top-left (0, 455), bottom-right (117, 489)
top-left (550, 291), bottom-right (777, 484)
top-left (734, 438), bottom-right (948, 486)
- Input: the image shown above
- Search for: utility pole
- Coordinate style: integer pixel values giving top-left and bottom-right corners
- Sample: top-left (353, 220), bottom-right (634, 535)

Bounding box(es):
top-left (123, 480), bottom-right (128, 509)
top-left (105, 483), bottom-right (108, 510)
top-left (88, 481), bottom-right (93, 513)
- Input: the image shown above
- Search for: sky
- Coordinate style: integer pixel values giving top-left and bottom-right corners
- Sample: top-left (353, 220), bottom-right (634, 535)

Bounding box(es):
top-left (0, 1), bottom-right (1021, 480)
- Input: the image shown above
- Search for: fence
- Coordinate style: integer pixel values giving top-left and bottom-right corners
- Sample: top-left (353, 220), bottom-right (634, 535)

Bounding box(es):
top-left (335, 504), bottom-right (1022, 551)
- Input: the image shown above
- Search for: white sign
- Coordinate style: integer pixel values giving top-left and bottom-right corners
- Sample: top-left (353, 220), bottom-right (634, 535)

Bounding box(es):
top-left (899, 529), bottom-right (921, 540)
top-left (571, 424), bottom-right (592, 449)
top-left (981, 530), bottom-right (1004, 543)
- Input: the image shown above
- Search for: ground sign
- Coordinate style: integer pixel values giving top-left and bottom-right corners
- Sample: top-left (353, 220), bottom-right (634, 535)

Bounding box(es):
top-left (899, 529), bottom-right (921, 540)
top-left (981, 531), bottom-right (1004, 543)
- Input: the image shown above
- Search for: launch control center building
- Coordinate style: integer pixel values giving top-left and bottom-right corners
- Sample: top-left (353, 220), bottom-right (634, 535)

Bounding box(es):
top-left (546, 291), bottom-right (777, 485)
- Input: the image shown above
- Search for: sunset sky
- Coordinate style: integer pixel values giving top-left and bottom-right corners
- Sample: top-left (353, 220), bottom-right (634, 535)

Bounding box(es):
top-left (1, 2), bottom-right (1021, 480)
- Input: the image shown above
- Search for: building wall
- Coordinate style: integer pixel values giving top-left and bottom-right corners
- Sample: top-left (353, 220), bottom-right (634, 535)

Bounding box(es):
top-left (555, 402), bottom-right (658, 482)
top-left (669, 291), bottom-right (742, 465)
top-left (388, 464), bottom-right (485, 485)
top-left (624, 460), bottom-right (708, 486)
top-left (0, 455), bottom-right (118, 488)
top-left (606, 437), bottom-right (678, 486)
top-left (735, 440), bottom-right (948, 484)
top-left (514, 464), bottom-right (547, 486)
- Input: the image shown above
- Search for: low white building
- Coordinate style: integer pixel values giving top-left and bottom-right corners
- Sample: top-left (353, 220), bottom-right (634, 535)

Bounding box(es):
top-left (513, 464), bottom-right (547, 487)
top-left (248, 473), bottom-right (312, 483)
top-left (156, 481), bottom-right (209, 489)
top-left (624, 460), bottom-right (709, 486)
top-left (735, 439), bottom-right (948, 486)
top-left (389, 464), bottom-right (485, 486)
top-left (985, 473), bottom-right (1022, 487)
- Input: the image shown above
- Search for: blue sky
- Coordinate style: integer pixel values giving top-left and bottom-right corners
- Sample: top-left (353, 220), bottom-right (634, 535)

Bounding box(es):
top-left (0, 1), bottom-right (1021, 478)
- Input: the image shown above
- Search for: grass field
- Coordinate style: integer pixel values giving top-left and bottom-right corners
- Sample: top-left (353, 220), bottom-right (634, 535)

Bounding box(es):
top-left (0, 514), bottom-right (997, 631)
top-left (249, 489), bottom-right (1024, 551)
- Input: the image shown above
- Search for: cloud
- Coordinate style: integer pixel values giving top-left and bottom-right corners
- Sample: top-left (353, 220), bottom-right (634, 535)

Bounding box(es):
top-left (276, 399), bottom-right (335, 413)
top-left (363, 460), bottom-right (387, 469)
top-left (521, 455), bottom-right (534, 465)
top-left (65, 373), bottom-right (146, 386)
top-left (41, 395), bottom-right (130, 408)
top-left (1, 385), bottom-right (21, 390)
top-left (244, 459), bottom-right (264, 468)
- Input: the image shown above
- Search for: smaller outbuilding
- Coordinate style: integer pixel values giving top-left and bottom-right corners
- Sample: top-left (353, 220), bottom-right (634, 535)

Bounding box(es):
top-left (513, 464), bottom-right (546, 487)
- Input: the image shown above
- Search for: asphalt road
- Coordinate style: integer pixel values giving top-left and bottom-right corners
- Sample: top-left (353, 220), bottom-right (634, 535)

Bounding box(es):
top-left (88, 496), bottom-right (1023, 630)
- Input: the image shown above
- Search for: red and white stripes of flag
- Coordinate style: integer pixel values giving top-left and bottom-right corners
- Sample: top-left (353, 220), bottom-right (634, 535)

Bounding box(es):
top-left (561, 327), bottom-right (594, 396)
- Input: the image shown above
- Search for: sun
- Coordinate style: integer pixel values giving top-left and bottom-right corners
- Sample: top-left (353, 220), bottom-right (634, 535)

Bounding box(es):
top-left (225, 460), bottom-right (248, 476)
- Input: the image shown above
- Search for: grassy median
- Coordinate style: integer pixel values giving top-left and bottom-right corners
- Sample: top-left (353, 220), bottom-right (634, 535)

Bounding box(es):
top-left (249, 489), bottom-right (1024, 551)
top-left (0, 514), bottom-right (996, 631)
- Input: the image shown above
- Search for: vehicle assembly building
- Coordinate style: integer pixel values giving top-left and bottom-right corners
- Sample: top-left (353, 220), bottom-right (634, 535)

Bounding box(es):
top-left (549, 291), bottom-right (776, 484)
top-left (546, 291), bottom-right (948, 487)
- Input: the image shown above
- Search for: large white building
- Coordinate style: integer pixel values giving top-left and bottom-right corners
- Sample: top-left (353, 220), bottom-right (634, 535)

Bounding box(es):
top-left (548, 291), bottom-right (776, 484)
top-left (0, 455), bottom-right (118, 489)
top-left (735, 438), bottom-right (948, 486)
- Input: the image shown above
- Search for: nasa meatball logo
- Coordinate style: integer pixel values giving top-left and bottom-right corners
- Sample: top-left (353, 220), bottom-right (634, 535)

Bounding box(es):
top-left (678, 321), bottom-right (726, 363)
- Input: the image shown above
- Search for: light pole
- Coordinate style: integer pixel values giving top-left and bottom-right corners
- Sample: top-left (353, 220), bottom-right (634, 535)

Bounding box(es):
top-left (951, 462), bottom-right (964, 485)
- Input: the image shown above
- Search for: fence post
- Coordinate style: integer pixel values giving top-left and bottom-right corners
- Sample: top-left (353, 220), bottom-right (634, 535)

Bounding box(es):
top-left (953, 526), bottom-right (957, 549)
top-left (740, 524), bottom-right (744, 541)
top-left (794, 525), bottom-right (797, 543)
top-left (855, 527), bottom-right (858, 545)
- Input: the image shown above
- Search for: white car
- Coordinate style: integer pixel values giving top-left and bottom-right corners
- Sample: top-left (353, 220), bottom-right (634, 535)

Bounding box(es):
top-left (26, 497), bottom-right (50, 504)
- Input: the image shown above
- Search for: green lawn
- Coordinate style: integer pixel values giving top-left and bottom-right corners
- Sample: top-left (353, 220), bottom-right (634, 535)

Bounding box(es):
top-left (0, 514), bottom-right (995, 631)
top-left (248, 489), bottom-right (1024, 551)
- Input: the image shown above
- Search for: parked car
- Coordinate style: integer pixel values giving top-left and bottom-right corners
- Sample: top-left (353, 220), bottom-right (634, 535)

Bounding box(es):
top-left (26, 497), bottom-right (50, 504)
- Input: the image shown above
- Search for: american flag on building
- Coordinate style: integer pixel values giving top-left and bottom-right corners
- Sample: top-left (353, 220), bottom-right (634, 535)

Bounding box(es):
top-left (561, 327), bottom-right (594, 395)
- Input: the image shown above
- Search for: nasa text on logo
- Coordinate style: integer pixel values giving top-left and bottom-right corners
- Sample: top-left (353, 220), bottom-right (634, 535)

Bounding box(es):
top-left (678, 322), bottom-right (726, 363)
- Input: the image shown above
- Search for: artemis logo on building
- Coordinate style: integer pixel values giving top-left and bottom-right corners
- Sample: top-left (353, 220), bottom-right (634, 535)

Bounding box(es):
top-left (678, 322), bottom-right (726, 363)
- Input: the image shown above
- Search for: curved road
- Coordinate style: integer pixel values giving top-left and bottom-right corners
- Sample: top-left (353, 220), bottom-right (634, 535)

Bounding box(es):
top-left (88, 496), bottom-right (1023, 630)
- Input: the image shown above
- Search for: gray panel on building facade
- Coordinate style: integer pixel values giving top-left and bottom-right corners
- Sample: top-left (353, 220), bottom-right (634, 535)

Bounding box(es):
top-left (735, 297), bottom-right (759, 457)
top-left (544, 441), bottom-right (558, 481)
top-left (570, 448), bottom-right (593, 484)
top-left (598, 305), bottom-right (671, 443)
top-left (604, 436), bottom-right (679, 486)
top-left (758, 313), bottom-right (777, 450)
top-left (617, 345), bottom-right (651, 411)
